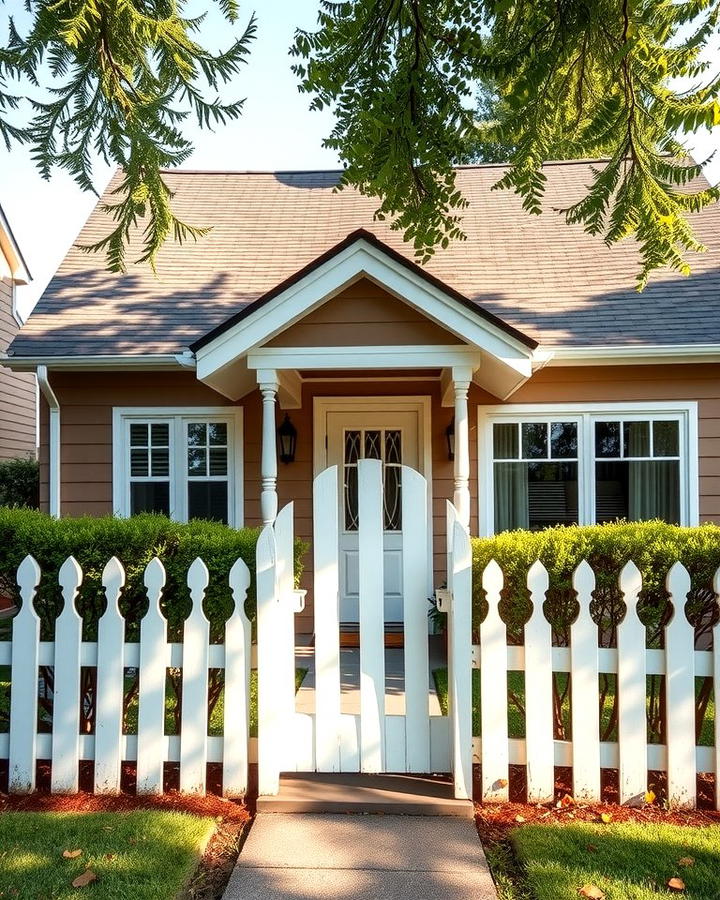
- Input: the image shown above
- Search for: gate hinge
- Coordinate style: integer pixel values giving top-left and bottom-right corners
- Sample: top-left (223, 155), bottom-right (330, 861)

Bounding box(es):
top-left (434, 588), bottom-right (451, 612)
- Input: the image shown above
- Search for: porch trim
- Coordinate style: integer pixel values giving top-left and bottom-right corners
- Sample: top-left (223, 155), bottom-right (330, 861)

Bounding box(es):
top-left (247, 344), bottom-right (485, 372)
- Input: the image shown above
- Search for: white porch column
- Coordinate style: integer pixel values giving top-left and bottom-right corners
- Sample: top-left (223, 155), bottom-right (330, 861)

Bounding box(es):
top-left (452, 366), bottom-right (472, 529)
top-left (257, 369), bottom-right (279, 526)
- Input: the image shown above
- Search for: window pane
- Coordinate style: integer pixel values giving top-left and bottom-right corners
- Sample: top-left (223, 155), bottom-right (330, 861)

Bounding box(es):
top-left (345, 431), bottom-right (360, 464)
top-left (494, 461), bottom-right (577, 531)
top-left (208, 423), bottom-right (227, 446)
top-left (385, 430), bottom-right (402, 465)
top-left (493, 423), bottom-right (518, 460)
top-left (209, 447), bottom-right (228, 476)
top-left (130, 423), bottom-right (148, 447)
top-left (623, 420), bottom-right (650, 458)
top-left (151, 448), bottom-right (169, 477)
top-left (151, 423), bottom-right (169, 446)
top-left (595, 459), bottom-right (680, 524)
top-left (521, 422), bottom-right (547, 459)
top-left (188, 482), bottom-right (228, 523)
top-left (130, 448), bottom-right (149, 477)
top-left (595, 421), bottom-right (621, 458)
top-left (654, 420), bottom-right (679, 457)
top-left (188, 447), bottom-right (207, 476)
top-left (187, 423), bottom-right (206, 447)
top-left (550, 422), bottom-right (577, 459)
top-left (365, 431), bottom-right (381, 460)
top-left (131, 482), bottom-right (170, 516)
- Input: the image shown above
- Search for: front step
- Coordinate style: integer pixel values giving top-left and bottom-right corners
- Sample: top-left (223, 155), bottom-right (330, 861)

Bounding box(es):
top-left (257, 773), bottom-right (474, 817)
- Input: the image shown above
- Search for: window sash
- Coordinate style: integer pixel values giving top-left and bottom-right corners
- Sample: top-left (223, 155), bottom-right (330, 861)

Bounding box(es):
top-left (479, 405), bottom-right (695, 536)
top-left (114, 409), bottom-right (242, 526)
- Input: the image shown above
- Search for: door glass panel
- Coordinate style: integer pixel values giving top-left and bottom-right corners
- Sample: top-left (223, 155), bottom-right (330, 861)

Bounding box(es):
top-left (365, 431), bottom-right (381, 460)
top-left (342, 428), bottom-right (404, 532)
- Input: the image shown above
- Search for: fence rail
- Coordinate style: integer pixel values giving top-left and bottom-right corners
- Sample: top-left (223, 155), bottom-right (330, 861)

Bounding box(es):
top-left (0, 554), bottom-right (251, 797)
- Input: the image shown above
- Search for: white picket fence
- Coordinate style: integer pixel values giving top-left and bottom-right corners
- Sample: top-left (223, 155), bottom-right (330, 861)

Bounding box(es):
top-left (0, 554), bottom-right (252, 796)
top-left (475, 558), bottom-right (720, 810)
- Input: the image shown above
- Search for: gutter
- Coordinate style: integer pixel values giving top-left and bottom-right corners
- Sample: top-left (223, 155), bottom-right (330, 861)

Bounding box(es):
top-left (36, 366), bottom-right (60, 518)
top-left (544, 343), bottom-right (720, 366)
top-left (0, 353), bottom-right (196, 372)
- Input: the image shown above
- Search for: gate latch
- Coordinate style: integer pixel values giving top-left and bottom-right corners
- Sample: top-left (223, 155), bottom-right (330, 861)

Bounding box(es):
top-left (291, 589), bottom-right (307, 613)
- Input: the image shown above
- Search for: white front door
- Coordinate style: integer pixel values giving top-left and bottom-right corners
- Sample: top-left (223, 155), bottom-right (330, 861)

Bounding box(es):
top-left (321, 404), bottom-right (425, 624)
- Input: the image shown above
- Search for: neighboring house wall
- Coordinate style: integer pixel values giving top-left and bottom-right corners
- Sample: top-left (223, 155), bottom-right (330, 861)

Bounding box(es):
top-left (0, 266), bottom-right (35, 460)
top-left (38, 361), bottom-right (720, 630)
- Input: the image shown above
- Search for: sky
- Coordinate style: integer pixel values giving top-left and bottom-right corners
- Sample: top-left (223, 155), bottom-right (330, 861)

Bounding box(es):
top-left (0, 1), bottom-right (718, 320)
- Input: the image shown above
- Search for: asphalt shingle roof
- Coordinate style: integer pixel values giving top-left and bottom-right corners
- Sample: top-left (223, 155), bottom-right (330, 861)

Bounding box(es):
top-left (9, 161), bottom-right (720, 358)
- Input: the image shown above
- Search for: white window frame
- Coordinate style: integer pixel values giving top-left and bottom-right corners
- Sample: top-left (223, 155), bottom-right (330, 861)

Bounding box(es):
top-left (112, 407), bottom-right (244, 526)
top-left (477, 401), bottom-right (699, 536)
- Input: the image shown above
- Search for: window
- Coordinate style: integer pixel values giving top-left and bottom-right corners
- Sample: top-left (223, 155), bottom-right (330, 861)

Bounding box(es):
top-left (479, 403), bottom-right (697, 536)
top-left (113, 408), bottom-right (242, 526)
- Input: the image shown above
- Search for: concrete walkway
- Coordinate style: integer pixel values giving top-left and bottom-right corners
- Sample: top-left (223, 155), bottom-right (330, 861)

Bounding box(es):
top-left (223, 814), bottom-right (498, 900)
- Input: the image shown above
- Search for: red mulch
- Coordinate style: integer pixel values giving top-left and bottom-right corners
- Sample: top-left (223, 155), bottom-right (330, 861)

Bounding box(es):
top-left (0, 776), bottom-right (252, 900)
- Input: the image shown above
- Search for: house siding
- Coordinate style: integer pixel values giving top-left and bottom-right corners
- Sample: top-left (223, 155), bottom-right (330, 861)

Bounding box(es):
top-left (39, 361), bottom-right (720, 631)
top-left (0, 273), bottom-right (35, 460)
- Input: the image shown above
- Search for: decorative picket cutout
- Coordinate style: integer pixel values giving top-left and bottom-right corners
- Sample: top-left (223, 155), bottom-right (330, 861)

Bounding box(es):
top-left (94, 557), bottom-right (126, 794)
top-left (480, 559), bottom-right (509, 802)
top-left (524, 561), bottom-right (554, 803)
top-left (570, 560), bottom-right (601, 801)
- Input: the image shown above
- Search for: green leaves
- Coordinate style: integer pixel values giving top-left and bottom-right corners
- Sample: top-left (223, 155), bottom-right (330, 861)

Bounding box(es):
top-left (294, 0), bottom-right (720, 289)
top-left (0, 1), bottom-right (255, 272)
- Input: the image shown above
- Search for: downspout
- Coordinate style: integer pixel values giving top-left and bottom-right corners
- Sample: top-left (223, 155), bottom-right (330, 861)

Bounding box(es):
top-left (36, 365), bottom-right (60, 517)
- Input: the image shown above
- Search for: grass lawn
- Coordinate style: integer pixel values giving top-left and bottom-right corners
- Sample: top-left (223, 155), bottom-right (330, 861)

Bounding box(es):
top-left (509, 821), bottom-right (720, 899)
top-left (0, 810), bottom-right (215, 899)
top-left (432, 667), bottom-right (715, 745)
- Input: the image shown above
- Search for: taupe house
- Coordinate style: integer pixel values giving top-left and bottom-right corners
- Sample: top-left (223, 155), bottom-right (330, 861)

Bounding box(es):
top-left (0, 205), bottom-right (35, 460)
top-left (4, 161), bottom-right (720, 630)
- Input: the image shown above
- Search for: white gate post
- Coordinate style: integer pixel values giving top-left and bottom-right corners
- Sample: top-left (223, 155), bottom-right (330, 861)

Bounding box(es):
top-left (257, 523), bottom-right (281, 795)
top-left (274, 502), bottom-right (297, 770)
top-left (223, 557), bottom-right (252, 797)
top-left (450, 517), bottom-right (473, 800)
top-left (665, 562), bottom-right (695, 808)
top-left (480, 560), bottom-right (509, 802)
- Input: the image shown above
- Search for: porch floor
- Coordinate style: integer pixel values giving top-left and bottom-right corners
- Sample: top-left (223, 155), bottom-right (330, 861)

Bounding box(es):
top-left (294, 635), bottom-right (446, 716)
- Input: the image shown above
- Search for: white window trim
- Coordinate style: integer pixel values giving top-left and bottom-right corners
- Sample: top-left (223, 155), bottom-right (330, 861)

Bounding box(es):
top-left (477, 401), bottom-right (699, 536)
top-left (112, 407), bottom-right (244, 526)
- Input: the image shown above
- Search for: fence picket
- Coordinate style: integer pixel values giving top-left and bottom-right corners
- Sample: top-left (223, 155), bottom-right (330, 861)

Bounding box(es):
top-left (274, 502), bottom-right (297, 770)
top-left (94, 557), bottom-right (126, 794)
top-left (313, 466), bottom-right (342, 771)
top-left (450, 518), bottom-right (473, 800)
top-left (402, 466), bottom-right (430, 773)
top-left (223, 557), bottom-right (251, 797)
top-left (358, 458), bottom-right (385, 773)
top-left (665, 562), bottom-right (695, 808)
top-left (617, 561), bottom-right (647, 805)
top-left (524, 560), bottom-right (554, 803)
top-left (136, 557), bottom-right (167, 795)
top-left (714, 567), bottom-right (720, 813)
top-left (570, 560), bottom-right (601, 801)
top-left (180, 558), bottom-right (210, 794)
top-left (480, 559), bottom-right (509, 801)
top-left (8, 556), bottom-right (41, 793)
top-left (257, 524), bottom-right (281, 795)
top-left (51, 557), bottom-right (83, 793)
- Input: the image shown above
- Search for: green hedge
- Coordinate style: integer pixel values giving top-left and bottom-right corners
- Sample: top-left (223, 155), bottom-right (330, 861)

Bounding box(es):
top-left (471, 521), bottom-right (720, 647)
top-left (0, 508), bottom-right (307, 640)
top-left (0, 458), bottom-right (39, 508)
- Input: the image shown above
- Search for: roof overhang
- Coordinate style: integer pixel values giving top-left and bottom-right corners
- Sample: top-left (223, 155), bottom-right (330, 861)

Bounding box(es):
top-left (545, 343), bottom-right (720, 366)
top-left (192, 230), bottom-right (538, 401)
top-left (0, 205), bottom-right (31, 285)
top-left (1, 352), bottom-right (196, 372)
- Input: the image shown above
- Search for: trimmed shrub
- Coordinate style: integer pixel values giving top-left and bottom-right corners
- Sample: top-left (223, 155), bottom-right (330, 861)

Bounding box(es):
top-left (0, 508), bottom-right (307, 640)
top-left (0, 458), bottom-right (39, 508)
top-left (471, 521), bottom-right (720, 648)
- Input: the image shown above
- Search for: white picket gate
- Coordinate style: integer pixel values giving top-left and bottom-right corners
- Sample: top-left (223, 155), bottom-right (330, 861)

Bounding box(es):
top-left (0, 554), bottom-right (252, 797)
top-left (256, 461), bottom-right (474, 799)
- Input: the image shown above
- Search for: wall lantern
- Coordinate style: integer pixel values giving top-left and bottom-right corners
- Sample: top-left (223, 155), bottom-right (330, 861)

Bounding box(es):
top-left (445, 418), bottom-right (455, 462)
top-left (278, 414), bottom-right (298, 464)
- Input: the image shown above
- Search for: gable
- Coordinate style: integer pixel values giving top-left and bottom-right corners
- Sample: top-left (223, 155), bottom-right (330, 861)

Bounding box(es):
top-left (264, 278), bottom-right (464, 348)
